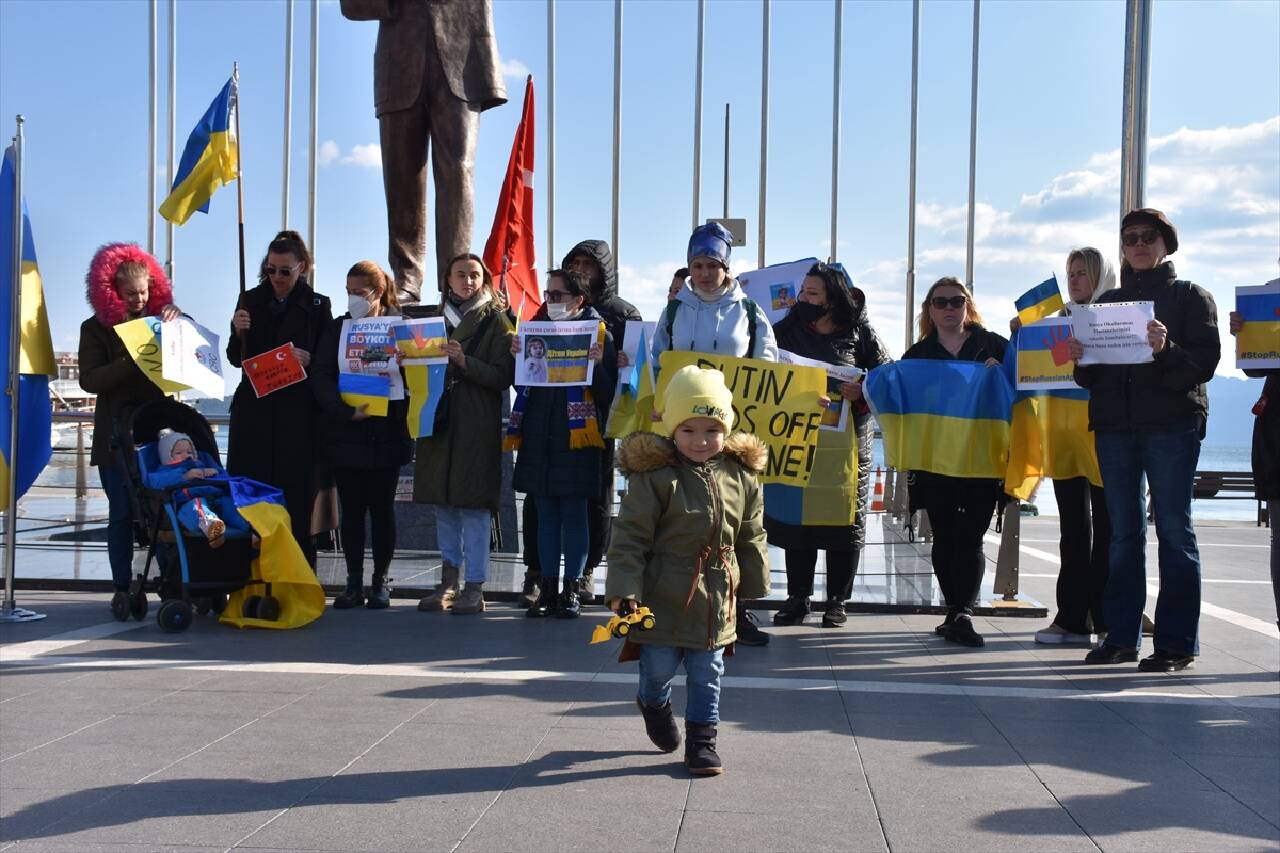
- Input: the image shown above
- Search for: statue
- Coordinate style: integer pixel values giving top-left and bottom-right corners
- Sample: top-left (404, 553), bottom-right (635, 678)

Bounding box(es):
top-left (340, 0), bottom-right (508, 304)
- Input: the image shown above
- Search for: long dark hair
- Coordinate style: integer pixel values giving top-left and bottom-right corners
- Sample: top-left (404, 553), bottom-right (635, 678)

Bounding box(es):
top-left (257, 229), bottom-right (313, 289)
top-left (795, 262), bottom-right (858, 332)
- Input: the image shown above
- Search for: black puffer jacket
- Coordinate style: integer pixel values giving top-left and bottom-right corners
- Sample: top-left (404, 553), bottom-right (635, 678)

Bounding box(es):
top-left (1073, 262), bottom-right (1220, 433)
top-left (562, 240), bottom-right (642, 349)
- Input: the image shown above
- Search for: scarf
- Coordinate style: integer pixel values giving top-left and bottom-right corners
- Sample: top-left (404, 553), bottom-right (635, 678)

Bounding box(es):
top-left (443, 289), bottom-right (492, 331)
top-left (503, 385), bottom-right (604, 452)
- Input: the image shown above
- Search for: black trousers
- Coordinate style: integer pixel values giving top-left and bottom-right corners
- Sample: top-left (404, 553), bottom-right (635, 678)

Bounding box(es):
top-left (333, 466), bottom-right (399, 581)
top-left (522, 441), bottom-right (614, 577)
top-left (919, 473), bottom-right (999, 614)
top-left (784, 548), bottom-right (860, 601)
top-left (1051, 476), bottom-right (1111, 634)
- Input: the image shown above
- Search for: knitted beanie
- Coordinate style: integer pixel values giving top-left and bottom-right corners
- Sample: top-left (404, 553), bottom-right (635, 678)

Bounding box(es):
top-left (661, 365), bottom-right (735, 437)
top-left (686, 222), bottom-right (734, 268)
top-left (158, 430), bottom-right (193, 463)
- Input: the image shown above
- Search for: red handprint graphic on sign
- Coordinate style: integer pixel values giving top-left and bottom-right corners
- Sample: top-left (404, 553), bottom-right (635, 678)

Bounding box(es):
top-left (1042, 324), bottom-right (1074, 366)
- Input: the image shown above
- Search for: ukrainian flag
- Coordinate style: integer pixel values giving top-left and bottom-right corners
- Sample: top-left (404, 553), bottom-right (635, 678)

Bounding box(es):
top-left (405, 363), bottom-right (448, 438)
top-left (1002, 328), bottom-right (1100, 500)
top-left (606, 327), bottom-right (657, 439)
top-left (339, 372), bottom-right (391, 417)
top-left (0, 145), bottom-right (55, 511)
top-left (1014, 277), bottom-right (1065, 326)
top-left (764, 395), bottom-right (858, 526)
top-left (159, 77), bottom-right (238, 225)
top-left (864, 360), bottom-right (1013, 479)
top-left (1235, 285), bottom-right (1280, 368)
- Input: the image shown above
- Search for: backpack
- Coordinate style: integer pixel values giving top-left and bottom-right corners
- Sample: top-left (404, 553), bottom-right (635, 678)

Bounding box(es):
top-left (663, 297), bottom-right (760, 357)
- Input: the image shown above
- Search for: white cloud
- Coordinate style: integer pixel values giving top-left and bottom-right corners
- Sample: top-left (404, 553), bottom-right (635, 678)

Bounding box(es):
top-left (318, 140), bottom-right (382, 169)
top-left (318, 139), bottom-right (339, 166)
top-left (499, 57), bottom-right (531, 81)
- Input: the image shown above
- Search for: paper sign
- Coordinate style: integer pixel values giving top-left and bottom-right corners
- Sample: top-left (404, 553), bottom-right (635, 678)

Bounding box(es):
top-left (114, 316), bottom-right (190, 394)
top-left (1072, 301), bottom-right (1155, 366)
top-left (777, 349), bottom-right (865, 432)
top-left (738, 257), bottom-right (821, 325)
top-left (242, 343), bottom-right (306, 398)
top-left (161, 317), bottom-right (225, 399)
top-left (394, 317), bottom-right (449, 365)
top-left (1015, 317), bottom-right (1080, 391)
top-left (516, 320), bottom-right (600, 387)
top-left (339, 317), bottom-right (404, 400)
top-left (1235, 280), bottom-right (1280, 370)
top-left (338, 372), bottom-right (390, 417)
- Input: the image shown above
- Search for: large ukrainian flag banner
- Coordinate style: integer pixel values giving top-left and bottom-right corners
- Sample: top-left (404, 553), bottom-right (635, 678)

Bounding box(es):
top-left (1002, 327), bottom-right (1101, 500)
top-left (1014, 277), bottom-right (1065, 326)
top-left (864, 360), bottom-right (1013, 479)
top-left (0, 145), bottom-right (55, 511)
top-left (159, 78), bottom-right (238, 225)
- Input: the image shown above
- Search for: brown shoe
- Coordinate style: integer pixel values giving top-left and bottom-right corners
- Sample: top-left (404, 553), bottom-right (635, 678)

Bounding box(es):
top-left (451, 582), bottom-right (485, 615)
top-left (417, 562), bottom-right (460, 612)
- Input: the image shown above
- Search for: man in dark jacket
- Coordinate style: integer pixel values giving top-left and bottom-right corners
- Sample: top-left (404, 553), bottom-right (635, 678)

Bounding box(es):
top-left (1072, 208), bottom-right (1220, 673)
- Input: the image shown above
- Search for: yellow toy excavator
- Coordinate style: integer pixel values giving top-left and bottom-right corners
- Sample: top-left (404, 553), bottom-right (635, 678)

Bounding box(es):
top-left (590, 603), bottom-right (657, 644)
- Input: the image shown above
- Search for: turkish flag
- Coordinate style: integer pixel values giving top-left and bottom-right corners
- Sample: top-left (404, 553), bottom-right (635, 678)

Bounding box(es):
top-left (483, 75), bottom-right (540, 323)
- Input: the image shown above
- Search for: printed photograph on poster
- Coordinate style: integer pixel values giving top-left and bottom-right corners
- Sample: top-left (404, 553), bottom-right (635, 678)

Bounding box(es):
top-left (515, 320), bottom-right (599, 387)
top-left (160, 316), bottom-right (225, 399)
top-left (394, 317), bottom-right (449, 365)
top-left (243, 343), bottom-right (306, 398)
top-left (770, 283), bottom-right (797, 313)
top-left (1235, 280), bottom-right (1280, 370)
top-left (738, 257), bottom-right (820, 325)
top-left (617, 320), bottom-right (657, 390)
top-left (339, 317), bottom-right (404, 400)
top-left (1015, 317), bottom-right (1081, 391)
top-left (777, 349), bottom-right (865, 432)
top-left (1072, 300), bottom-right (1156, 366)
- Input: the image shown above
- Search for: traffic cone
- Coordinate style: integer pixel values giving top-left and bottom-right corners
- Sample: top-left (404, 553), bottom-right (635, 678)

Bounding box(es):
top-left (871, 467), bottom-right (885, 512)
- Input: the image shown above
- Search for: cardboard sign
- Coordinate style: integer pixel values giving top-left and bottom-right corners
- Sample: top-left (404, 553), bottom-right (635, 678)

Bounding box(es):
top-left (161, 316), bottom-right (225, 399)
top-left (1235, 280), bottom-right (1280, 370)
top-left (114, 316), bottom-right (190, 394)
top-left (738, 257), bottom-right (821, 325)
top-left (516, 320), bottom-right (600, 387)
top-left (1015, 317), bottom-right (1080, 391)
top-left (242, 343), bottom-right (306, 398)
top-left (656, 351), bottom-right (827, 486)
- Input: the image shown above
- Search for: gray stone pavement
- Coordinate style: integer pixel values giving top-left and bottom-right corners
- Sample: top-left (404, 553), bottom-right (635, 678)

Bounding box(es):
top-left (1, 515), bottom-right (1277, 852)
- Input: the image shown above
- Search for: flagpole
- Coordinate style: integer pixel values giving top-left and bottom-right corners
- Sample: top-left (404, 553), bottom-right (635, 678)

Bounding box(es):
top-left (282, 0), bottom-right (294, 230)
top-left (308, 0), bottom-right (319, 275)
top-left (234, 64), bottom-right (246, 299)
top-left (166, 0), bottom-right (176, 284)
top-left (2, 115), bottom-right (45, 623)
top-left (148, 0), bottom-right (157, 256)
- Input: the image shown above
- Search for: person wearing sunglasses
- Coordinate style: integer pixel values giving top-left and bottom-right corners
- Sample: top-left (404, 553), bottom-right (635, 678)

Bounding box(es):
top-left (1069, 209), bottom-right (1220, 673)
top-left (901, 277), bottom-right (1008, 647)
top-left (226, 230), bottom-right (333, 567)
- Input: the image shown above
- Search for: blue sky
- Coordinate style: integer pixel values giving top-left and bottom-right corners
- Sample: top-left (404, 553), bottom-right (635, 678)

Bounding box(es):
top-left (1, 0), bottom-right (1277, 375)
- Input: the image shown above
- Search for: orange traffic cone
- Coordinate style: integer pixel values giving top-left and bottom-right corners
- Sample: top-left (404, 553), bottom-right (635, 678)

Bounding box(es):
top-left (871, 467), bottom-right (885, 512)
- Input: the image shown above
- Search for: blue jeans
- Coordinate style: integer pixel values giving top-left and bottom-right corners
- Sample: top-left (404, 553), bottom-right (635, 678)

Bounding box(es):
top-left (534, 495), bottom-right (588, 583)
top-left (434, 505), bottom-right (491, 584)
top-left (1095, 424), bottom-right (1202, 656)
top-left (98, 465), bottom-right (135, 590)
top-left (637, 644), bottom-right (726, 724)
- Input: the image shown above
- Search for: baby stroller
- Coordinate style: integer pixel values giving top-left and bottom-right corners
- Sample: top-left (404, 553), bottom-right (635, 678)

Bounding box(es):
top-left (108, 398), bottom-right (280, 632)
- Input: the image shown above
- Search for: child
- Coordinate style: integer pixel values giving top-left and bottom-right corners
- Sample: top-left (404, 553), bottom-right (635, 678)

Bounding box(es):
top-left (145, 431), bottom-right (252, 548)
top-left (605, 365), bottom-right (769, 776)
top-left (523, 336), bottom-right (549, 383)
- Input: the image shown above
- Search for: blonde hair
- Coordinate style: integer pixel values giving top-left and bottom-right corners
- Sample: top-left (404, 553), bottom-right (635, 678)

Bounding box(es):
top-left (1066, 247), bottom-right (1104, 296)
top-left (113, 261), bottom-right (150, 286)
top-left (916, 276), bottom-right (987, 341)
top-left (346, 260), bottom-right (400, 315)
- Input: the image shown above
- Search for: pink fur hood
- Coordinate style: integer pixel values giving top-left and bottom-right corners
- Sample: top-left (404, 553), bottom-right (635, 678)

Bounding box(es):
top-left (85, 243), bottom-right (172, 326)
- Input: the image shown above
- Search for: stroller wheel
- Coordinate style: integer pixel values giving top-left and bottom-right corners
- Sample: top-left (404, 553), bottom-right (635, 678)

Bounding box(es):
top-left (255, 595), bottom-right (281, 622)
top-left (242, 595), bottom-right (263, 619)
top-left (110, 591), bottom-right (130, 622)
top-left (129, 592), bottom-right (149, 621)
top-left (157, 599), bottom-right (194, 633)
top-left (210, 593), bottom-right (228, 615)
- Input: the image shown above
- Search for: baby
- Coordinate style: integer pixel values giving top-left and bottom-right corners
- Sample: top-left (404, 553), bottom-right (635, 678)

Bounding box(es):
top-left (524, 336), bottom-right (549, 383)
top-left (145, 431), bottom-right (251, 547)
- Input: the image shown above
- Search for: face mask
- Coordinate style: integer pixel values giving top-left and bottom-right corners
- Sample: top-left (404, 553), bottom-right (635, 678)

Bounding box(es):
top-left (546, 301), bottom-right (578, 321)
top-left (348, 293), bottom-right (373, 320)
top-left (791, 301), bottom-right (827, 323)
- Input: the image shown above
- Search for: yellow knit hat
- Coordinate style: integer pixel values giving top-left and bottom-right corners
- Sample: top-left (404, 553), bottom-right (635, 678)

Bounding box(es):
top-left (660, 365), bottom-right (735, 437)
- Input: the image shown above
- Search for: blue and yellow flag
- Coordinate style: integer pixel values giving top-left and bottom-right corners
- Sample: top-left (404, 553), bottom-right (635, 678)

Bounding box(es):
top-left (217, 477), bottom-right (324, 630)
top-left (404, 363), bottom-right (448, 439)
top-left (763, 402), bottom-right (859, 527)
top-left (606, 327), bottom-right (657, 439)
top-left (1014, 277), bottom-right (1065, 326)
top-left (864, 360), bottom-right (1013, 479)
top-left (0, 145), bottom-right (55, 511)
top-left (1002, 328), bottom-right (1100, 500)
top-left (1235, 283), bottom-right (1280, 370)
top-left (159, 77), bottom-right (238, 225)
top-left (338, 373), bottom-right (391, 417)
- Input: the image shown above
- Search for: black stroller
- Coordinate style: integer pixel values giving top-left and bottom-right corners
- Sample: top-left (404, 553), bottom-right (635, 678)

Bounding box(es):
top-left (108, 398), bottom-right (279, 632)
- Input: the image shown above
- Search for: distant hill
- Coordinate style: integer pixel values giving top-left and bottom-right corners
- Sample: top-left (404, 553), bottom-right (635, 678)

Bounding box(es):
top-left (1206, 375), bottom-right (1265, 447)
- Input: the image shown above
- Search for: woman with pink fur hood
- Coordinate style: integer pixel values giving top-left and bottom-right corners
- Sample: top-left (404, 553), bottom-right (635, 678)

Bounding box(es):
top-left (78, 243), bottom-right (181, 606)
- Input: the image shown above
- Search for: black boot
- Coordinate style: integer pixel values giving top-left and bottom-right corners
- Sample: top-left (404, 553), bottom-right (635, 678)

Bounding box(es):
top-left (366, 572), bottom-right (391, 609)
top-left (519, 572), bottom-right (541, 609)
top-left (636, 699), bottom-right (681, 753)
top-left (555, 580), bottom-right (581, 619)
top-left (772, 595), bottom-right (809, 626)
top-left (526, 579), bottom-right (557, 617)
top-left (735, 604), bottom-right (770, 646)
top-left (822, 599), bottom-right (848, 628)
top-left (685, 722), bottom-right (723, 776)
top-left (333, 576), bottom-right (365, 609)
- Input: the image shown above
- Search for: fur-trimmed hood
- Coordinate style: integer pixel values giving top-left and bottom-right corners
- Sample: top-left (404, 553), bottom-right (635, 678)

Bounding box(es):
top-left (86, 243), bottom-right (172, 327)
top-left (616, 431), bottom-right (767, 476)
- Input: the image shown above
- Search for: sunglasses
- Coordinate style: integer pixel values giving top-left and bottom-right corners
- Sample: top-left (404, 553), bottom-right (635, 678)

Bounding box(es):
top-left (265, 262), bottom-right (302, 278)
top-left (1121, 229), bottom-right (1160, 247)
top-left (544, 290), bottom-right (577, 303)
top-left (929, 295), bottom-right (967, 310)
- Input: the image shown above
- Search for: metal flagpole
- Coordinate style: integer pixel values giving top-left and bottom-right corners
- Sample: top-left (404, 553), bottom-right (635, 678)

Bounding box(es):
top-left (692, 0), bottom-right (704, 231)
top-left (611, 0), bottom-right (622, 262)
top-left (166, 0), bottom-right (176, 284)
top-left (758, 0), bottom-right (770, 268)
top-left (964, 0), bottom-right (980, 289)
top-left (148, 1), bottom-right (157, 256)
top-left (829, 0), bottom-right (843, 261)
top-left (234, 65), bottom-right (247, 301)
top-left (547, 0), bottom-right (556, 269)
top-left (308, 0), bottom-right (319, 274)
top-left (283, 0), bottom-right (294, 229)
top-left (1120, 0), bottom-right (1151, 216)
top-left (905, 0), bottom-right (919, 353)
top-left (722, 104), bottom-right (730, 218)
top-left (1, 115), bottom-right (45, 623)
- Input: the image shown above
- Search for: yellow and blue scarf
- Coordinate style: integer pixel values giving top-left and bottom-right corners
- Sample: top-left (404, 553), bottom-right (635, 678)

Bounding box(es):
top-left (504, 385), bottom-right (603, 451)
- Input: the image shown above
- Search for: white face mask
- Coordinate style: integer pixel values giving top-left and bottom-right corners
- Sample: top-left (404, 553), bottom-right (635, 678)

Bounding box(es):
top-left (546, 301), bottom-right (578, 321)
top-left (348, 293), bottom-right (373, 320)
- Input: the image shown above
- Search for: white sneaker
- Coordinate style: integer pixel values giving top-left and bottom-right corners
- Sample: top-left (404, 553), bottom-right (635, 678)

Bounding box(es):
top-left (1034, 624), bottom-right (1092, 645)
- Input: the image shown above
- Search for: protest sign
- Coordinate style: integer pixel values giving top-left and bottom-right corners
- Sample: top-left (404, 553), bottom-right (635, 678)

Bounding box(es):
top-left (1014, 317), bottom-right (1079, 391)
top-left (516, 320), bottom-right (600, 387)
top-left (339, 317), bottom-right (404, 400)
top-left (114, 316), bottom-right (189, 394)
top-left (394, 317), bottom-right (449, 365)
top-left (656, 351), bottom-right (827, 486)
top-left (617, 320), bottom-right (657, 391)
top-left (1072, 301), bottom-right (1155, 365)
top-left (738, 257), bottom-right (820, 325)
top-left (160, 316), bottom-right (225, 399)
top-left (404, 363), bottom-right (448, 439)
top-left (777, 349), bottom-right (865, 432)
top-left (339, 373), bottom-right (391, 417)
top-left (1235, 280), bottom-right (1280, 370)
top-left (242, 343), bottom-right (306, 398)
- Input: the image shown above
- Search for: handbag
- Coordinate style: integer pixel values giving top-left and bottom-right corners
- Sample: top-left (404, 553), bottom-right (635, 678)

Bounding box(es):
top-left (431, 311), bottom-right (496, 435)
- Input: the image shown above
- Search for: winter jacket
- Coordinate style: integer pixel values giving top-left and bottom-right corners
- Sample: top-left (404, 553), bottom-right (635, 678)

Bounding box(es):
top-left (650, 278), bottom-right (778, 365)
top-left (512, 306), bottom-right (617, 499)
top-left (1073, 262), bottom-right (1220, 433)
top-left (605, 432), bottom-right (770, 651)
top-left (311, 314), bottom-right (414, 472)
top-left (1249, 372), bottom-right (1280, 501)
top-left (902, 326), bottom-right (1008, 363)
top-left (562, 240), bottom-right (642, 349)
top-left (766, 288), bottom-right (892, 550)
top-left (143, 453), bottom-right (226, 501)
top-left (413, 299), bottom-right (515, 510)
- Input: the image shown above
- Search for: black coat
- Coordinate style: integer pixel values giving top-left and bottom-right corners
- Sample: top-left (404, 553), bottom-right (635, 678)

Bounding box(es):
top-left (1249, 372), bottom-right (1280, 500)
top-left (77, 315), bottom-right (165, 468)
top-left (1073, 262), bottom-right (1220, 433)
top-left (512, 307), bottom-right (617, 499)
top-left (311, 314), bottom-right (413, 471)
top-left (562, 239), bottom-right (642, 349)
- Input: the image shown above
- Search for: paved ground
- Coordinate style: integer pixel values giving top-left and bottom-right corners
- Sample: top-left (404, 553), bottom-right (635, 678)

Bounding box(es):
top-left (1, 515), bottom-right (1277, 852)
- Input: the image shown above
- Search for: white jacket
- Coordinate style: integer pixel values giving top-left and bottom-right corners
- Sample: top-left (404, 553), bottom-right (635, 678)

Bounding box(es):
top-left (650, 279), bottom-right (778, 365)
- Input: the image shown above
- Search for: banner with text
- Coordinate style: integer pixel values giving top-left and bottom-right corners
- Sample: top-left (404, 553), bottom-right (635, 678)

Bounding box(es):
top-left (114, 316), bottom-right (190, 394)
top-left (1235, 280), bottom-right (1280, 370)
top-left (161, 316), bottom-right (225, 399)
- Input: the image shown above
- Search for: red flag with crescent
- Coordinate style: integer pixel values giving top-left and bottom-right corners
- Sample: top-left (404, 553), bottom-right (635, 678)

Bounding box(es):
top-left (483, 75), bottom-right (540, 323)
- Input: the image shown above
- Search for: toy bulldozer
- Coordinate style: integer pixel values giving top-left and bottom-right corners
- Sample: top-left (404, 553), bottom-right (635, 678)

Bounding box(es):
top-left (590, 604), bottom-right (657, 644)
